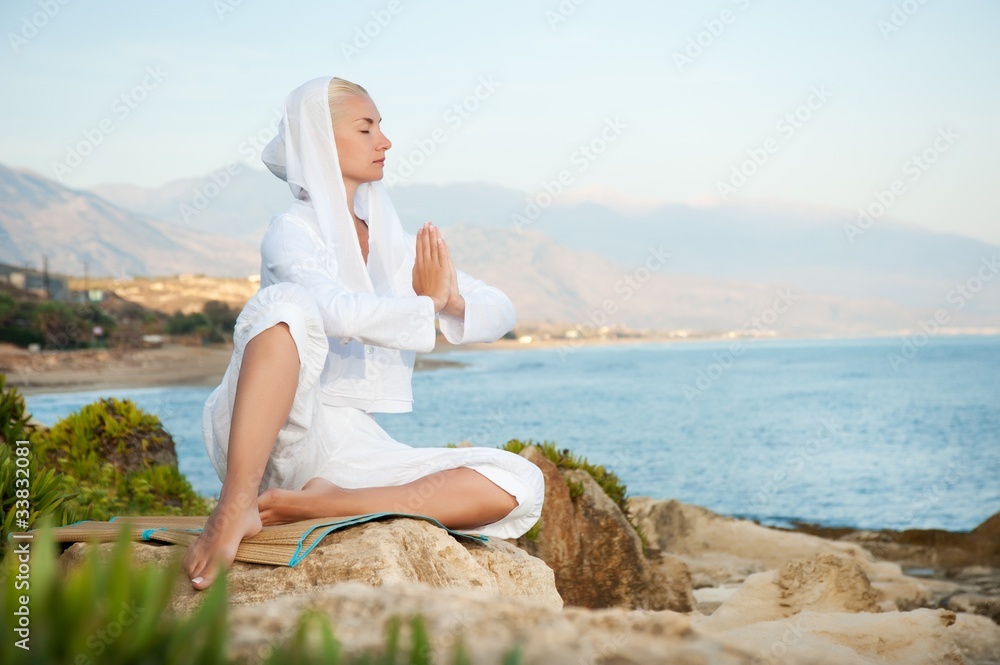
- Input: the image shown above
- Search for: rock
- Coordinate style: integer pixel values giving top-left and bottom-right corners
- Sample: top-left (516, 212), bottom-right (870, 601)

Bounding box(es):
top-left (513, 447), bottom-right (692, 611)
top-left (629, 497), bottom-right (936, 612)
top-left (943, 592), bottom-right (1000, 625)
top-left (61, 517), bottom-right (562, 614)
top-left (695, 555), bottom-right (880, 633)
top-left (871, 575), bottom-right (932, 612)
top-left (701, 609), bottom-right (965, 665)
top-left (949, 612), bottom-right (1000, 664)
top-left (808, 509), bottom-right (1000, 569)
top-left (226, 580), bottom-right (753, 665)
top-left (648, 551), bottom-right (697, 613)
top-left (629, 497), bottom-right (875, 576)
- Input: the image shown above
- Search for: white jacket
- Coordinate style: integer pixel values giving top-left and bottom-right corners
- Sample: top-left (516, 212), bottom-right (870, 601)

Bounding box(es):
top-left (260, 201), bottom-right (516, 413)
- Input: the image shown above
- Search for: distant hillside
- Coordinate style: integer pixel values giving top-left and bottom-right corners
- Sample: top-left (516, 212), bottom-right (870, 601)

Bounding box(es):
top-left (441, 225), bottom-right (922, 335)
top-left (4, 161), bottom-right (998, 334)
top-left (0, 164), bottom-right (258, 278)
top-left (87, 168), bottom-right (1000, 324)
top-left (92, 167), bottom-right (289, 243)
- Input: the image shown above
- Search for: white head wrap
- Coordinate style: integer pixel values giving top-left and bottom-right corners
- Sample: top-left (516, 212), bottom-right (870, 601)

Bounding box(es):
top-left (261, 76), bottom-right (413, 297)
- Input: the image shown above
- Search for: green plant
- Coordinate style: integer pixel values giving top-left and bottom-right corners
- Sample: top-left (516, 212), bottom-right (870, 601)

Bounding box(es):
top-left (1, 521), bottom-right (230, 665)
top-left (34, 300), bottom-right (89, 349)
top-left (0, 375), bottom-right (79, 556)
top-left (35, 397), bottom-right (212, 521)
top-left (0, 373), bottom-right (35, 446)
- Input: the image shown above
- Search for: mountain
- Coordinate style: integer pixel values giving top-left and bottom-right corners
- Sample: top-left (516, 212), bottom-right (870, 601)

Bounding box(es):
top-left (88, 169), bottom-right (1000, 322)
top-left (4, 161), bottom-right (997, 333)
top-left (0, 164), bottom-right (258, 278)
top-left (92, 167), bottom-right (289, 243)
top-left (440, 225), bottom-right (920, 334)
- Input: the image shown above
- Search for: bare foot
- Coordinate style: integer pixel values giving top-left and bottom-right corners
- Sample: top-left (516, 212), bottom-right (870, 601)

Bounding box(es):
top-left (258, 477), bottom-right (343, 525)
top-left (183, 495), bottom-right (262, 590)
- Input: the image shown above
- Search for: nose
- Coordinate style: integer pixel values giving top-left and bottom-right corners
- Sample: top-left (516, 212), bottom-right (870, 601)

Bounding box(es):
top-left (378, 130), bottom-right (391, 152)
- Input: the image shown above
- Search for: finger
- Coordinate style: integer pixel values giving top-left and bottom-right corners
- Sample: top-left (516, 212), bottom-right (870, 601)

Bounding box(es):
top-left (416, 227), bottom-right (429, 266)
top-left (428, 225), bottom-right (440, 264)
top-left (439, 234), bottom-right (454, 269)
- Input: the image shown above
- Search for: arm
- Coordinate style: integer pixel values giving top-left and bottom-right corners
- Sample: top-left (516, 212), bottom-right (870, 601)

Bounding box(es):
top-left (437, 259), bottom-right (517, 345)
top-left (261, 217), bottom-right (438, 352)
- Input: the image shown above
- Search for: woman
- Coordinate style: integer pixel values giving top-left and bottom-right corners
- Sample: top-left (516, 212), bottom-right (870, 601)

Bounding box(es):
top-left (183, 77), bottom-right (544, 590)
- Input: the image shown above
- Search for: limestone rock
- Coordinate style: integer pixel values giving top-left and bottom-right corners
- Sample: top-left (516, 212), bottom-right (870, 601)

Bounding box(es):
top-left (513, 447), bottom-right (692, 611)
top-left (702, 609), bottom-right (965, 665)
top-left (629, 497), bottom-right (874, 576)
top-left (949, 612), bottom-right (1000, 664)
top-left (943, 592), bottom-right (1000, 625)
top-left (61, 517), bottom-right (562, 614)
top-left (696, 555), bottom-right (881, 633)
top-left (226, 580), bottom-right (753, 665)
top-left (629, 497), bottom-right (936, 613)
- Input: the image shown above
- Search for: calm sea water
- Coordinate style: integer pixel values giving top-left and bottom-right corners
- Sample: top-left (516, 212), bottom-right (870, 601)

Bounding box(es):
top-left (23, 335), bottom-right (1000, 532)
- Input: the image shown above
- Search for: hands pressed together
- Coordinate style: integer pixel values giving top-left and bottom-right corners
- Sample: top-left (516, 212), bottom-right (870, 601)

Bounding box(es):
top-left (412, 222), bottom-right (465, 317)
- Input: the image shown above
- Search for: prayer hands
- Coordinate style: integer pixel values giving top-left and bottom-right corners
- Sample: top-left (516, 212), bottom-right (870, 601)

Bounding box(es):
top-left (412, 222), bottom-right (453, 313)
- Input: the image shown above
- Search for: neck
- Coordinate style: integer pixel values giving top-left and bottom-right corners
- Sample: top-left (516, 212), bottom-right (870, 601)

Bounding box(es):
top-left (343, 178), bottom-right (368, 228)
top-left (343, 179), bottom-right (358, 220)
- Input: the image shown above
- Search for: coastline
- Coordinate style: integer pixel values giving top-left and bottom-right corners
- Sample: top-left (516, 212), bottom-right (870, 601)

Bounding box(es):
top-left (0, 341), bottom-right (466, 396)
top-left (4, 327), bottom-right (998, 396)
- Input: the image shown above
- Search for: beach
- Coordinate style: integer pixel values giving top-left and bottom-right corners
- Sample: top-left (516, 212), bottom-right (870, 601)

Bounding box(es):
top-left (0, 340), bottom-right (467, 396)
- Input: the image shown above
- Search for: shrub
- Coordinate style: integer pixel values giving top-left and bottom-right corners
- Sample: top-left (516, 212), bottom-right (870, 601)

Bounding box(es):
top-left (34, 301), bottom-right (89, 349)
top-left (0, 374), bottom-right (79, 556)
top-left (36, 397), bottom-right (212, 521)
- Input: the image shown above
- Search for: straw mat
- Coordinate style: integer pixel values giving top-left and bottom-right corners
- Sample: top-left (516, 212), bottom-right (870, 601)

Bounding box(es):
top-left (35, 513), bottom-right (488, 567)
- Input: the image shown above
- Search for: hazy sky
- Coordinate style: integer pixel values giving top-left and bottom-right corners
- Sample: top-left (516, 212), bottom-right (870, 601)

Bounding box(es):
top-left (2, 0), bottom-right (997, 244)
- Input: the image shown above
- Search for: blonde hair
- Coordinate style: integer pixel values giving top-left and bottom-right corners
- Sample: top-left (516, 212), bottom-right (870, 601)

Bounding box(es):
top-left (328, 77), bottom-right (371, 127)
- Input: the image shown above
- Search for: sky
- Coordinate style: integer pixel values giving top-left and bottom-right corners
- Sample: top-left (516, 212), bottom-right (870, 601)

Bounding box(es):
top-left (2, 0), bottom-right (998, 245)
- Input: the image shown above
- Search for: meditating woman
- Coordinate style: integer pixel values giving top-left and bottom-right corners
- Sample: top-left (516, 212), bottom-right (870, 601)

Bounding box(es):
top-left (183, 76), bottom-right (544, 589)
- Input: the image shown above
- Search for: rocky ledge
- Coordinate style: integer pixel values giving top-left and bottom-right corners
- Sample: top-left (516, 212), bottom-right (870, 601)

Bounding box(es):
top-left (62, 445), bottom-right (1000, 664)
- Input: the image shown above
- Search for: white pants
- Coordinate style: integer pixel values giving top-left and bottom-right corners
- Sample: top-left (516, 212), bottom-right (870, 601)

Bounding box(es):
top-left (202, 282), bottom-right (544, 539)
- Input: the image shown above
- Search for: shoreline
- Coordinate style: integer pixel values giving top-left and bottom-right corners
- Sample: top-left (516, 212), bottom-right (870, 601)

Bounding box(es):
top-left (3, 328), bottom-right (998, 396)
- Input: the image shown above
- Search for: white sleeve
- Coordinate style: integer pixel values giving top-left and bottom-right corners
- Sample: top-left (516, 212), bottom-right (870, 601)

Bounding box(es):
top-left (261, 218), bottom-right (438, 352)
top-left (438, 266), bottom-right (517, 345)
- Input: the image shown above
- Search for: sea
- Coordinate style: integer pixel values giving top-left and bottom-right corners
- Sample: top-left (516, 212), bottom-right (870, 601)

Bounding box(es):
top-left (22, 335), bottom-right (1000, 533)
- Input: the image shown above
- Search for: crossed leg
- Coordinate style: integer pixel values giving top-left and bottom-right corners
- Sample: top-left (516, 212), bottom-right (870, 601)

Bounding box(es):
top-left (184, 322), bottom-right (520, 590)
top-left (257, 468), bottom-right (518, 530)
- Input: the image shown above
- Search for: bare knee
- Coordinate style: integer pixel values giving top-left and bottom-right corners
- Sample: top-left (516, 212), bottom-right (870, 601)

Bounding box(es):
top-left (453, 468), bottom-right (518, 516)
